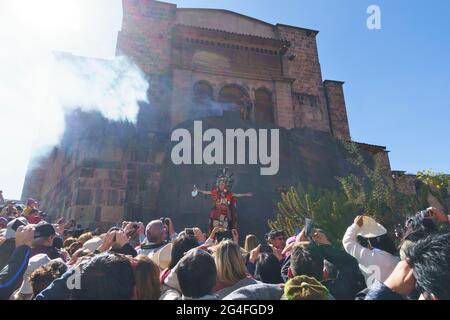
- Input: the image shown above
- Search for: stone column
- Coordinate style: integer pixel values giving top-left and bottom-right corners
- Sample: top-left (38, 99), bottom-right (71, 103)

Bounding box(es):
top-left (274, 81), bottom-right (295, 129)
top-left (171, 68), bottom-right (193, 127)
top-left (323, 80), bottom-right (351, 140)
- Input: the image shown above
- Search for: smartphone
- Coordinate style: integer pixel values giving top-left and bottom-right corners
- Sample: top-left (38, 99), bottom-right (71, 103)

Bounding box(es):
top-left (185, 228), bottom-right (195, 236)
top-left (420, 210), bottom-right (432, 219)
top-left (11, 219), bottom-right (27, 232)
top-left (126, 224), bottom-right (139, 237)
top-left (304, 218), bottom-right (314, 240)
top-left (216, 230), bottom-right (233, 243)
top-left (260, 244), bottom-right (273, 254)
top-left (164, 218), bottom-right (171, 227)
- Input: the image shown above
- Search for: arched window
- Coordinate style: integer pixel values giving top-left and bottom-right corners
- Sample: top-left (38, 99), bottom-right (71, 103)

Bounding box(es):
top-left (219, 85), bottom-right (251, 120)
top-left (254, 89), bottom-right (274, 124)
top-left (193, 81), bottom-right (213, 104)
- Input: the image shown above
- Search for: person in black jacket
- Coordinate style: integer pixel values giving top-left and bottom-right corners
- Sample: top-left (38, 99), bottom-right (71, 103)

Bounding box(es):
top-left (0, 225), bottom-right (34, 300)
top-left (282, 229), bottom-right (366, 300)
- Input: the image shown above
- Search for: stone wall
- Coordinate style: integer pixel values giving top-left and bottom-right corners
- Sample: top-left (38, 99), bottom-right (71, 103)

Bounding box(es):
top-left (175, 8), bottom-right (276, 38)
top-left (21, 1), bottom-right (365, 235)
top-left (392, 171), bottom-right (417, 196)
top-left (117, 0), bottom-right (176, 74)
top-left (324, 80), bottom-right (351, 140)
top-left (275, 24), bottom-right (332, 133)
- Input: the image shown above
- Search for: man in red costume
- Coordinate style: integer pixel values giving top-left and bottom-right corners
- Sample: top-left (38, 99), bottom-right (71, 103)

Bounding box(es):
top-left (193, 168), bottom-right (253, 233)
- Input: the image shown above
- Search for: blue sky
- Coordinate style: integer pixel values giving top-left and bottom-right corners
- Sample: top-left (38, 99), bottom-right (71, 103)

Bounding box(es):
top-left (1, 0), bottom-right (449, 200)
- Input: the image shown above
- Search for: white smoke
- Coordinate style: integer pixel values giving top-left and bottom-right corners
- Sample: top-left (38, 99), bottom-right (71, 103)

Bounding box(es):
top-left (0, 0), bottom-right (147, 199)
top-left (43, 53), bottom-right (148, 147)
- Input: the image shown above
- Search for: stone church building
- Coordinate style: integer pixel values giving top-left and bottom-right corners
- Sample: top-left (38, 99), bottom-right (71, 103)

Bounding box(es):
top-left (22, 0), bottom-right (417, 236)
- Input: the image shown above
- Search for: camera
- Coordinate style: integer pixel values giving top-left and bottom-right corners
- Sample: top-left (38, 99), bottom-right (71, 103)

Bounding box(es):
top-left (185, 228), bottom-right (195, 236)
top-left (419, 209), bottom-right (432, 219)
top-left (160, 217), bottom-right (171, 226)
top-left (259, 243), bottom-right (273, 254)
top-left (216, 230), bottom-right (233, 242)
top-left (125, 223), bottom-right (140, 237)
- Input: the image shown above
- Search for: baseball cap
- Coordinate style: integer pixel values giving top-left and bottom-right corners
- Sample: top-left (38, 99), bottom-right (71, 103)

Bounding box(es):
top-left (34, 222), bottom-right (56, 239)
top-left (26, 198), bottom-right (38, 206)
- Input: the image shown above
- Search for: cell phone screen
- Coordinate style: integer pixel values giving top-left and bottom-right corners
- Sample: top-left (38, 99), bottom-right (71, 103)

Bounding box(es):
top-left (304, 218), bottom-right (314, 239)
top-left (260, 244), bottom-right (272, 254)
top-left (216, 230), bottom-right (233, 242)
top-left (11, 219), bottom-right (26, 231)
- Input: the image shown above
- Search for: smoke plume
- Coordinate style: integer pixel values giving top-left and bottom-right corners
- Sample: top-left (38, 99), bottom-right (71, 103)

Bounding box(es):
top-left (0, 0), bottom-right (148, 199)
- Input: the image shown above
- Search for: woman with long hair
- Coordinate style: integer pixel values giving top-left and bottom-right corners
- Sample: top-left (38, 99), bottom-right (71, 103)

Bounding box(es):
top-left (213, 240), bottom-right (258, 299)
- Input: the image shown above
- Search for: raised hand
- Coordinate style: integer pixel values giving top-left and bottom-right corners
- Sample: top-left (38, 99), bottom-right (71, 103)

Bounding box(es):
top-left (98, 230), bottom-right (115, 252)
top-left (114, 230), bottom-right (130, 248)
top-left (15, 225), bottom-right (35, 247)
top-left (209, 226), bottom-right (223, 239)
top-left (427, 207), bottom-right (449, 223)
top-left (193, 227), bottom-right (206, 243)
top-left (249, 245), bottom-right (261, 264)
top-left (53, 223), bottom-right (65, 237)
top-left (165, 218), bottom-right (175, 236)
top-left (232, 229), bottom-right (239, 244)
top-left (296, 228), bottom-right (307, 243)
top-left (137, 222), bottom-right (145, 235)
top-left (354, 215), bottom-right (364, 227)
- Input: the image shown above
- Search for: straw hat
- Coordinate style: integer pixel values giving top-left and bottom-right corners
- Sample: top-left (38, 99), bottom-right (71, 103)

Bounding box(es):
top-left (357, 216), bottom-right (387, 238)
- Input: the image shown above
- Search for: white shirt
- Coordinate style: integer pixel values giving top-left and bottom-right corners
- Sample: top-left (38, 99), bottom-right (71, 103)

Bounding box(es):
top-left (342, 223), bottom-right (400, 288)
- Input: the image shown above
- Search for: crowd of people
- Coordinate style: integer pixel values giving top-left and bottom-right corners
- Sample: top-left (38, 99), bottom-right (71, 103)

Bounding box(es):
top-left (1, 192), bottom-right (450, 300)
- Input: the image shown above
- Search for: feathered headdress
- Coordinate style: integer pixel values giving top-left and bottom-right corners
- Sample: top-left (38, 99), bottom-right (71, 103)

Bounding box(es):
top-left (215, 167), bottom-right (234, 189)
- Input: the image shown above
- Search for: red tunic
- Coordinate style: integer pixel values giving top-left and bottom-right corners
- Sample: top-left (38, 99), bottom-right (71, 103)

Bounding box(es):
top-left (208, 187), bottom-right (237, 232)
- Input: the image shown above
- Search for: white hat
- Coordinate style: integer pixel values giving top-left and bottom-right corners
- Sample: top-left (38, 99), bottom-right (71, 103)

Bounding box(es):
top-left (357, 216), bottom-right (387, 238)
top-left (18, 254), bottom-right (51, 295)
top-left (148, 242), bottom-right (173, 270)
top-left (83, 237), bottom-right (103, 253)
top-left (5, 217), bottom-right (29, 239)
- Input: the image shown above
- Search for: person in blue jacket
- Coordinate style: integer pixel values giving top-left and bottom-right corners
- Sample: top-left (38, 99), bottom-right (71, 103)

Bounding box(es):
top-left (0, 225), bottom-right (34, 300)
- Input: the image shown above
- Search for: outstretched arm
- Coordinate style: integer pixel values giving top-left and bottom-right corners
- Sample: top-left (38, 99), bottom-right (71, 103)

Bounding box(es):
top-left (234, 192), bottom-right (253, 198)
top-left (198, 190), bottom-right (212, 195)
